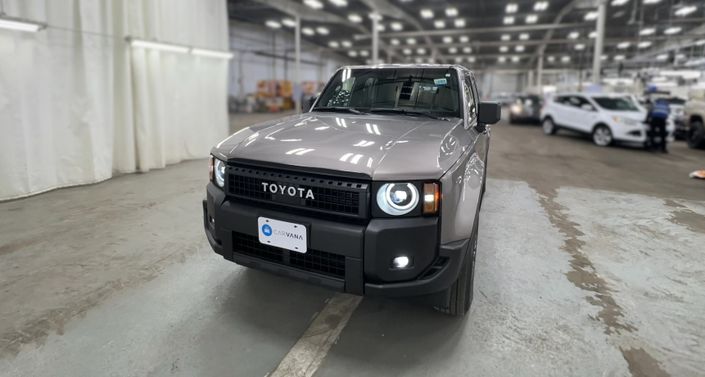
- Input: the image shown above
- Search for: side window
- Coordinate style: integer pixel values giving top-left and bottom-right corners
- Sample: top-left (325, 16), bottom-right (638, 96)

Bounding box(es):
top-left (463, 76), bottom-right (477, 123)
top-left (574, 96), bottom-right (595, 111)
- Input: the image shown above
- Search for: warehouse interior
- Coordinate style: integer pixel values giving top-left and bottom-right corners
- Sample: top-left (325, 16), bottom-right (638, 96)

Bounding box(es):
top-left (0, 0), bottom-right (704, 376)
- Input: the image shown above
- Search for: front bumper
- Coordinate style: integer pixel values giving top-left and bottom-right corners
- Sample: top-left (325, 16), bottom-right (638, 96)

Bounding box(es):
top-left (203, 183), bottom-right (469, 297)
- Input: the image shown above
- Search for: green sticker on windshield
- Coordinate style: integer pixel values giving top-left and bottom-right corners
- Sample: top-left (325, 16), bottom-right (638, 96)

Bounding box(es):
top-left (434, 78), bottom-right (447, 86)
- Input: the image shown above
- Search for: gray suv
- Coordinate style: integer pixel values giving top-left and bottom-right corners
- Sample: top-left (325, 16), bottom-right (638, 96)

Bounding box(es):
top-left (203, 65), bottom-right (500, 315)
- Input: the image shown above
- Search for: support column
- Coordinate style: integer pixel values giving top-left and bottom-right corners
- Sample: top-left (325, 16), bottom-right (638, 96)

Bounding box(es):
top-left (536, 52), bottom-right (544, 90)
top-left (592, 0), bottom-right (606, 85)
top-left (371, 12), bottom-right (380, 64)
top-left (295, 15), bottom-right (301, 114)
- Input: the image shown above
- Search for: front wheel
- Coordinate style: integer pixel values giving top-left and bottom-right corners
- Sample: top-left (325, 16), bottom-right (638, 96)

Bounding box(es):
top-left (435, 218), bottom-right (478, 316)
top-left (543, 118), bottom-right (557, 135)
top-left (592, 125), bottom-right (613, 147)
top-left (688, 120), bottom-right (705, 149)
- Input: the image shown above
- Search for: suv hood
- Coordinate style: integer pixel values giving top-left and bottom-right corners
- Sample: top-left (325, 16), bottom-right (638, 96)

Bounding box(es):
top-left (213, 113), bottom-right (466, 180)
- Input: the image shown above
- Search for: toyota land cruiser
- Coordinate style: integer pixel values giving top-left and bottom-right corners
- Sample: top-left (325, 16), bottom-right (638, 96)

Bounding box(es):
top-left (203, 65), bottom-right (501, 315)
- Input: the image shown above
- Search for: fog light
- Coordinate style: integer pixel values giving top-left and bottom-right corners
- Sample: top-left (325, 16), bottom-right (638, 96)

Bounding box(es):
top-left (392, 256), bottom-right (410, 269)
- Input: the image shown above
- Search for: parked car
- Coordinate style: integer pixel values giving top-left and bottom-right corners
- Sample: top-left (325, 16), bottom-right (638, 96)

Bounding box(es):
top-left (489, 92), bottom-right (517, 106)
top-left (541, 93), bottom-right (674, 147)
top-left (509, 94), bottom-right (543, 124)
top-left (203, 64), bottom-right (501, 316)
top-left (684, 89), bottom-right (705, 149)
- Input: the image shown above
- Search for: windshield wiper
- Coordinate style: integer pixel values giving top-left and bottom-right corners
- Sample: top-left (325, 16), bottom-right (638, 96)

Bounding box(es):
top-left (367, 108), bottom-right (450, 121)
top-left (312, 107), bottom-right (368, 115)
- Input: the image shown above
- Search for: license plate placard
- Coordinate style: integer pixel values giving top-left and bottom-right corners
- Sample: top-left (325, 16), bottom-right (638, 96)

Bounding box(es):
top-left (257, 217), bottom-right (307, 253)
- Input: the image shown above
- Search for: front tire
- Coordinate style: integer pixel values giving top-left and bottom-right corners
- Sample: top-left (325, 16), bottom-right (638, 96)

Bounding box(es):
top-left (543, 117), bottom-right (557, 135)
top-left (688, 120), bottom-right (705, 149)
top-left (435, 218), bottom-right (478, 316)
top-left (592, 125), bottom-right (613, 147)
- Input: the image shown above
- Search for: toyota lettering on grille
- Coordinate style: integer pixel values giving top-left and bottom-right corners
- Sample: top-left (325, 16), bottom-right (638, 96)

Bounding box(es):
top-left (261, 182), bottom-right (315, 200)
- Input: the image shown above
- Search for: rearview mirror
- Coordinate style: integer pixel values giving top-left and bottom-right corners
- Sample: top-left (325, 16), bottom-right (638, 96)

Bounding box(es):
top-left (478, 102), bottom-right (501, 124)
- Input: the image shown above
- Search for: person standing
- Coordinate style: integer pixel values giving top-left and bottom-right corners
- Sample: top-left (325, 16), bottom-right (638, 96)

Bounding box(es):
top-left (646, 98), bottom-right (670, 153)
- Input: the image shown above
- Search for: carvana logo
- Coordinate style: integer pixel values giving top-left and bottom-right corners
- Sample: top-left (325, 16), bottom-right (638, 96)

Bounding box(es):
top-left (261, 224), bottom-right (273, 237)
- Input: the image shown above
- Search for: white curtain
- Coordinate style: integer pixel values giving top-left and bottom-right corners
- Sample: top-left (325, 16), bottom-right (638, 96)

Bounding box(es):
top-left (0, 0), bottom-right (229, 200)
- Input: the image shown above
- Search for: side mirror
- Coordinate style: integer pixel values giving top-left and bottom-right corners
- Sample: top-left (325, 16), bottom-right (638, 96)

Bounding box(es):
top-left (581, 104), bottom-right (595, 111)
top-left (302, 96), bottom-right (317, 112)
top-left (478, 102), bottom-right (501, 125)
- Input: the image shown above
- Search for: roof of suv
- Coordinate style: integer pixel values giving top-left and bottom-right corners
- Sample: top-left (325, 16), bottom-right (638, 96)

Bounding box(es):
top-left (339, 64), bottom-right (468, 71)
top-left (554, 92), bottom-right (631, 98)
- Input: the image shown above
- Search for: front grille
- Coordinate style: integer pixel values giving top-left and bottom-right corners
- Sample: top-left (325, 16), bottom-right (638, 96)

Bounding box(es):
top-left (233, 232), bottom-right (346, 279)
top-left (227, 164), bottom-right (369, 219)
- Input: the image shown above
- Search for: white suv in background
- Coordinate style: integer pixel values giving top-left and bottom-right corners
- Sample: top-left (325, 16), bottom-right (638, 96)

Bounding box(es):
top-left (541, 93), bottom-right (674, 147)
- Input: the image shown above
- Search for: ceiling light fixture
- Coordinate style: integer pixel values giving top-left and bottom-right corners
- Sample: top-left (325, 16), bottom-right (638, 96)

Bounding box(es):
top-left (420, 9), bottom-right (434, 19)
top-left (611, 0), bottom-right (629, 5)
top-left (640, 27), bottom-right (655, 36)
top-left (675, 5), bottom-right (697, 17)
top-left (281, 18), bottom-right (296, 27)
top-left (501, 34), bottom-right (511, 41)
top-left (575, 44), bottom-right (585, 50)
top-left (506, 3), bottom-right (518, 13)
top-left (329, 0), bottom-right (348, 6)
top-left (534, 1), bottom-right (549, 11)
top-left (547, 56), bottom-right (555, 62)
top-left (519, 33), bottom-right (530, 40)
top-left (499, 46), bottom-right (509, 52)
top-left (128, 38), bottom-right (190, 54)
top-left (390, 22), bottom-right (403, 31)
top-left (656, 53), bottom-right (669, 60)
top-left (638, 41), bottom-right (652, 48)
top-left (443, 36), bottom-right (453, 43)
top-left (664, 26), bottom-right (682, 35)
top-left (265, 20), bottom-right (282, 29)
top-left (561, 56), bottom-right (570, 63)
top-left (403, 48), bottom-right (412, 55)
top-left (643, 0), bottom-right (662, 4)
top-left (302, 27), bottom-right (315, 36)
top-left (390, 38), bottom-right (400, 45)
top-left (341, 40), bottom-right (352, 47)
top-left (504, 16), bottom-right (515, 25)
top-left (526, 14), bottom-right (538, 24)
top-left (0, 16), bottom-right (46, 32)
top-left (449, 47), bottom-right (458, 54)
top-left (406, 37), bottom-right (417, 45)
top-left (417, 48), bottom-right (427, 55)
top-left (589, 31), bottom-right (597, 38)
top-left (348, 50), bottom-right (358, 57)
top-left (462, 46), bottom-right (472, 53)
top-left (328, 41), bottom-right (340, 48)
top-left (515, 45), bottom-right (525, 52)
top-left (459, 35), bottom-right (470, 43)
top-left (614, 55), bottom-right (625, 61)
top-left (316, 26), bottom-right (329, 35)
top-left (617, 41), bottom-right (630, 49)
top-left (584, 11), bottom-right (598, 21)
top-left (304, 0), bottom-right (324, 10)
top-left (191, 48), bottom-right (234, 59)
top-left (498, 56), bottom-right (507, 63)
top-left (568, 31), bottom-right (579, 39)
top-left (348, 13), bottom-right (362, 23)
top-left (446, 7), bottom-right (458, 17)
top-left (454, 18), bottom-right (466, 28)
top-left (434, 20), bottom-right (446, 29)
top-left (468, 56), bottom-right (476, 63)
top-left (359, 50), bottom-right (369, 57)
top-left (512, 56), bottom-right (520, 62)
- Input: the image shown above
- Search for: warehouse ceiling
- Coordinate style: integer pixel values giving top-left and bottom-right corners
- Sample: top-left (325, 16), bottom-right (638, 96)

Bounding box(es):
top-left (228, 0), bottom-right (705, 70)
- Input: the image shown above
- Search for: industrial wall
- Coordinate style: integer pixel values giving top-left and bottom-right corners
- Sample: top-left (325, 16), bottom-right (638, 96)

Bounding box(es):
top-left (229, 21), bottom-right (349, 99)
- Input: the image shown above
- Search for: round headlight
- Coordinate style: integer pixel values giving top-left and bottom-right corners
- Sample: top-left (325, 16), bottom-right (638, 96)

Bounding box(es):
top-left (214, 158), bottom-right (226, 188)
top-left (377, 183), bottom-right (419, 216)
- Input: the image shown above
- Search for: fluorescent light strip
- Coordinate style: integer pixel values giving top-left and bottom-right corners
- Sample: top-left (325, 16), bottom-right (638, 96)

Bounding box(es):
top-left (130, 39), bottom-right (190, 53)
top-left (129, 38), bottom-right (233, 59)
top-left (0, 17), bottom-right (45, 32)
top-left (192, 48), bottom-right (234, 59)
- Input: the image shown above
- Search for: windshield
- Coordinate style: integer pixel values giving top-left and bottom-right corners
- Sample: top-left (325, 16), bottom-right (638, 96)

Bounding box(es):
top-left (593, 97), bottom-right (639, 112)
top-left (313, 68), bottom-right (461, 118)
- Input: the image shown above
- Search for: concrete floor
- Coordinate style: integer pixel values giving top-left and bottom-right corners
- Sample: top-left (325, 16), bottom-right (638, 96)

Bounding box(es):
top-left (1, 113), bottom-right (704, 377)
